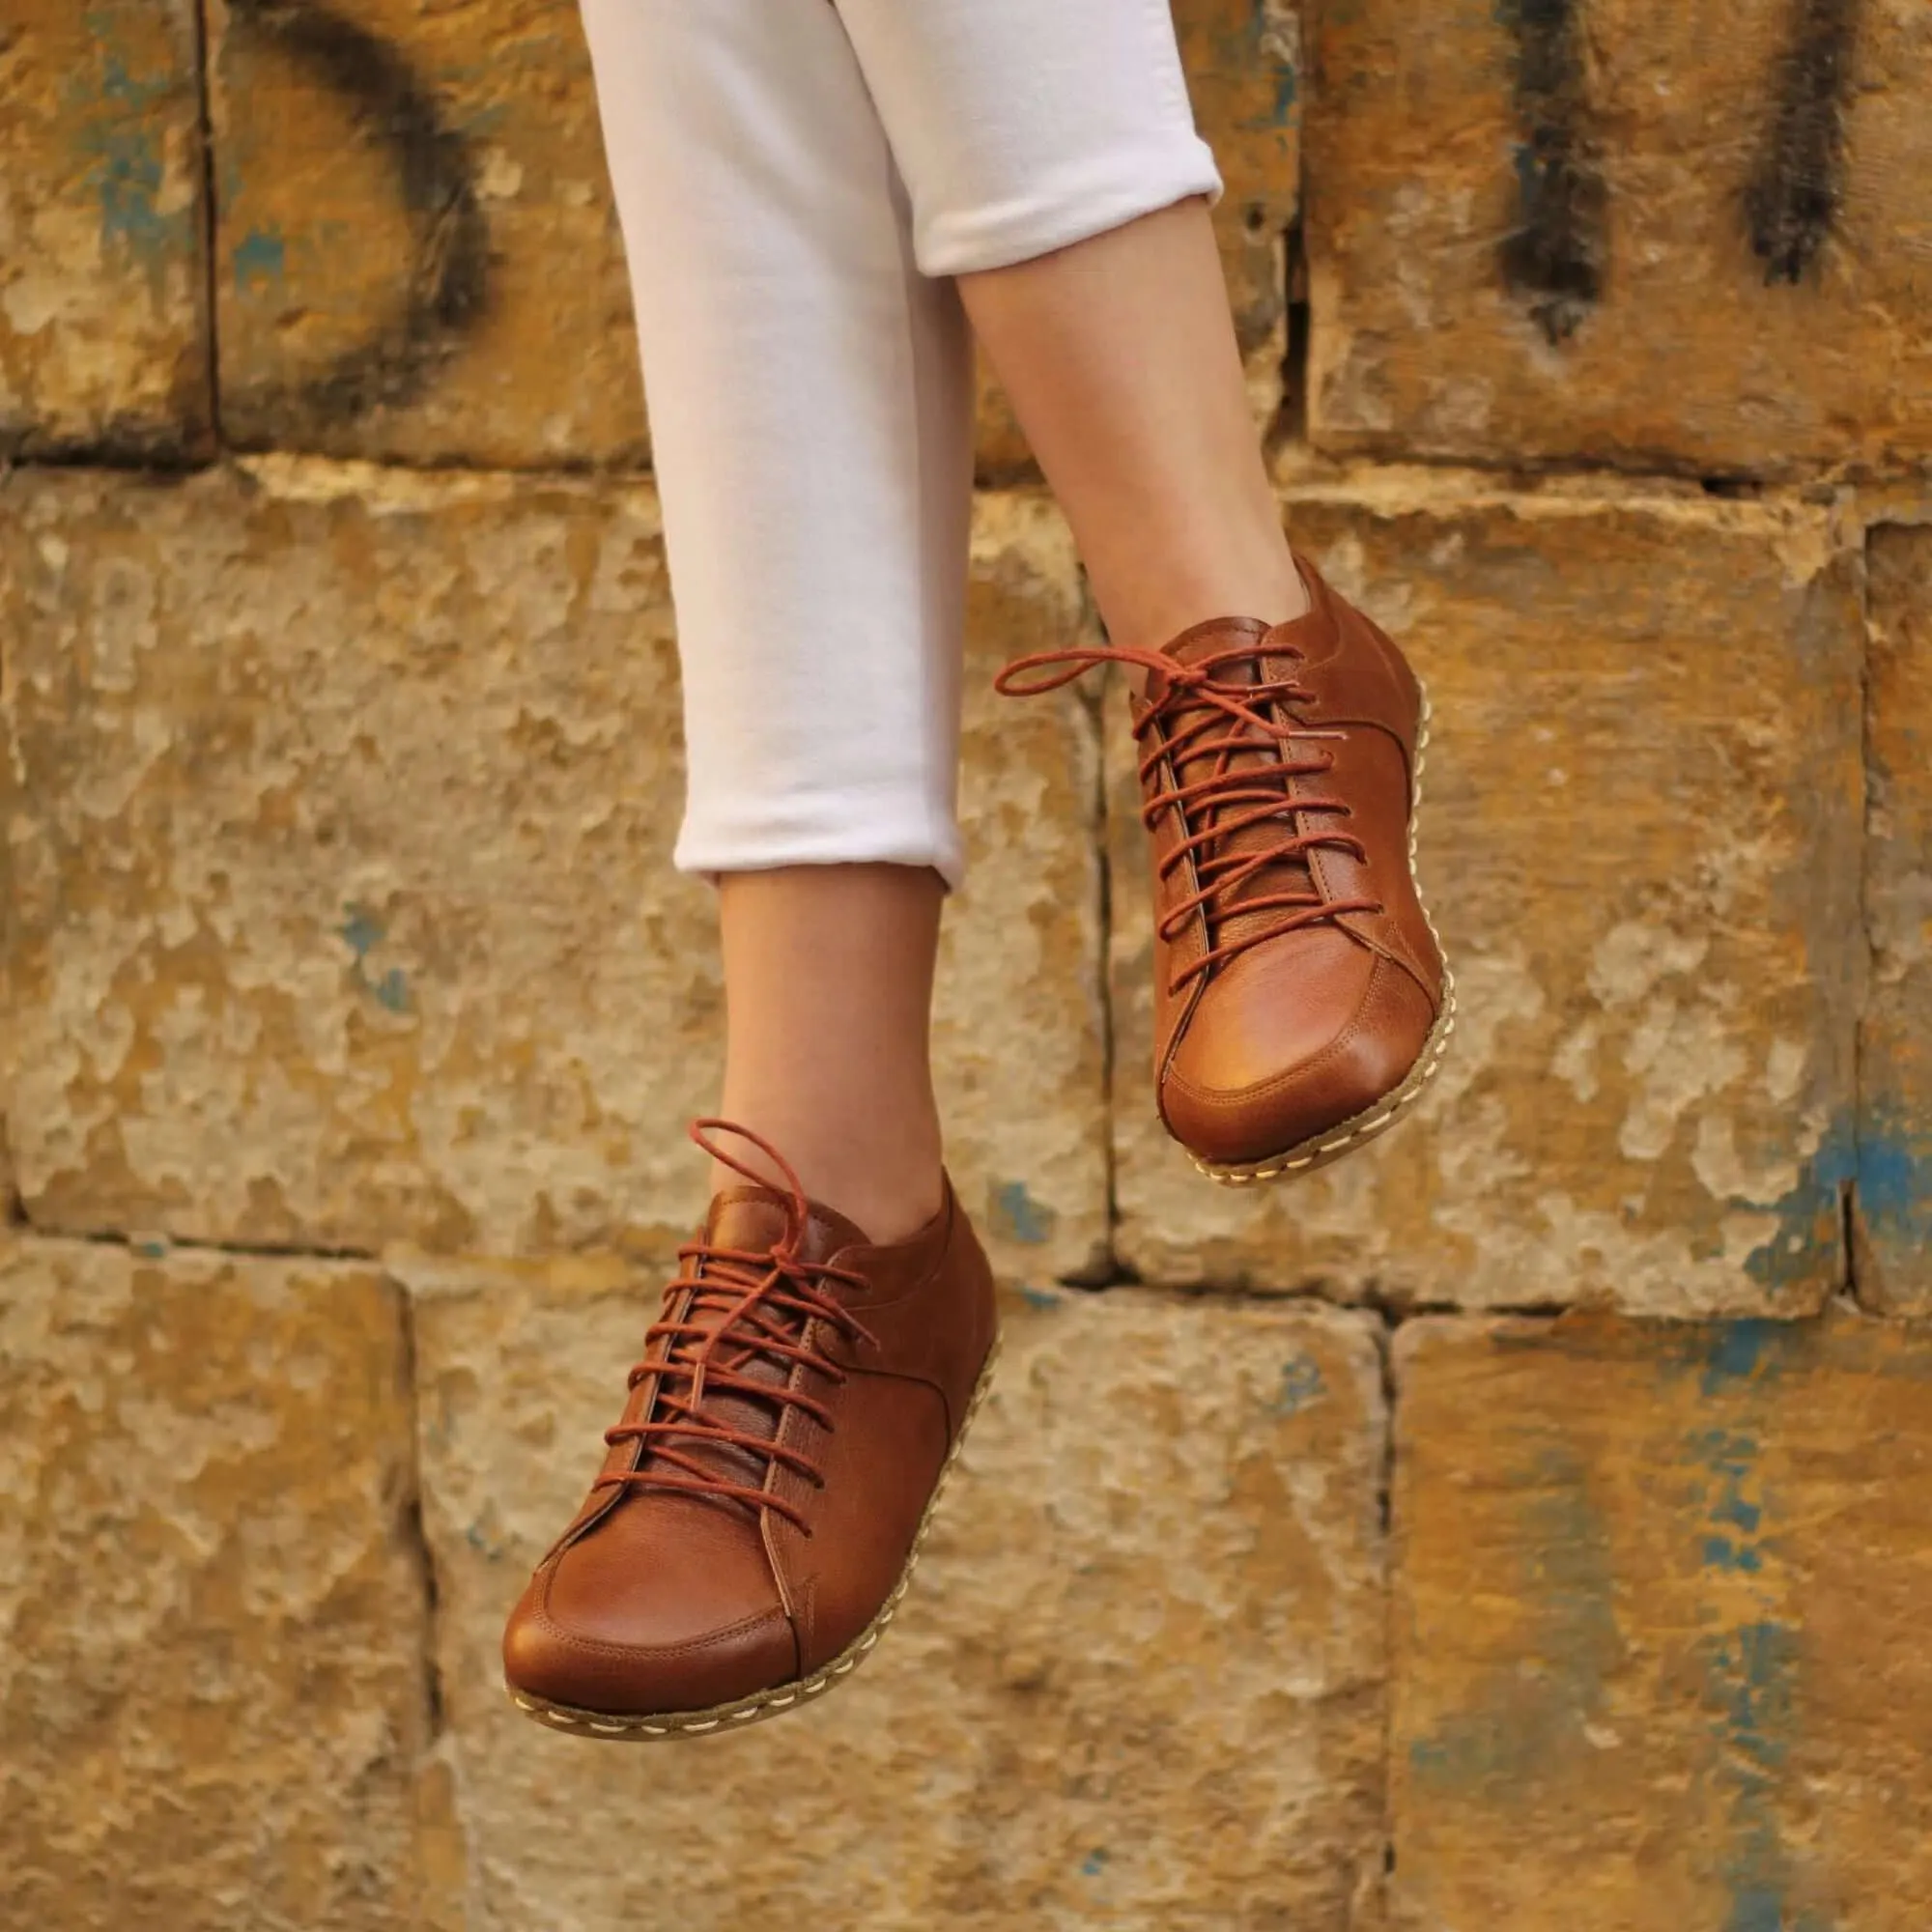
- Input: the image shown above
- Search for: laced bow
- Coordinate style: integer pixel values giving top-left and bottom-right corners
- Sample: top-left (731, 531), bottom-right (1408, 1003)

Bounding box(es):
top-left (597, 1120), bottom-right (877, 1533)
top-left (994, 635), bottom-right (1381, 993)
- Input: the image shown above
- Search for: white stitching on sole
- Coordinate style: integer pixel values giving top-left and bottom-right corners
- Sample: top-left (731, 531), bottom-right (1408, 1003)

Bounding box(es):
top-left (1192, 684), bottom-right (1458, 1186)
top-left (507, 1333), bottom-right (1003, 1743)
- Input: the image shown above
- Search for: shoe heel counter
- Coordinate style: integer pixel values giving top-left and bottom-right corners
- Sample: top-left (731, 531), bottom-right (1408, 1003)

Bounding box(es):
top-left (946, 1187), bottom-right (1002, 1415)
top-left (1342, 593), bottom-right (1423, 736)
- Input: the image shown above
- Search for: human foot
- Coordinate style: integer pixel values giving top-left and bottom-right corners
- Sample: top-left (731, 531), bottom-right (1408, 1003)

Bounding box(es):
top-left (997, 554), bottom-right (1455, 1183)
top-left (501, 1119), bottom-right (999, 1739)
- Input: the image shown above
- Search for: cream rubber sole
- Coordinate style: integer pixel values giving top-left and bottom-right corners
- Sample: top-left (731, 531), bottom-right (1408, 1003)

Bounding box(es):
top-left (1189, 686), bottom-right (1458, 1187)
top-left (507, 1335), bottom-right (1001, 1743)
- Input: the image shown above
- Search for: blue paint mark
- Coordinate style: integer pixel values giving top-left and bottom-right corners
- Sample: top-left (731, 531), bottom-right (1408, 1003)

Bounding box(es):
top-left (1080, 1849), bottom-right (1109, 1878)
top-left (69, 20), bottom-right (188, 267)
top-left (991, 1180), bottom-right (1057, 1247)
top-left (1697, 1323), bottom-right (1811, 1402)
top-left (1855, 1114), bottom-right (1932, 1250)
top-left (464, 1513), bottom-right (510, 1560)
top-left (87, 22), bottom-right (171, 110)
top-left (83, 122), bottom-right (172, 260)
top-left (1703, 1536), bottom-right (1763, 1574)
top-left (1232, 11), bottom-right (1297, 133)
top-left (1701, 1321), bottom-right (1778, 1395)
top-left (1703, 1619), bottom-right (1806, 1932)
top-left (233, 226), bottom-right (287, 292)
top-left (340, 908), bottom-right (414, 1015)
top-left (132, 1236), bottom-right (171, 1260)
top-left (1688, 1428), bottom-right (1772, 1570)
top-left (1682, 1377), bottom-right (1832, 1930)
top-left (1406, 1445), bottom-right (1619, 1788)
top-left (340, 909), bottom-right (384, 958)
top-left (1273, 1354), bottom-right (1327, 1416)
top-left (1017, 1285), bottom-right (1062, 1313)
top-left (1744, 1114), bottom-right (1855, 1293)
top-left (1712, 1489), bottom-right (1762, 1534)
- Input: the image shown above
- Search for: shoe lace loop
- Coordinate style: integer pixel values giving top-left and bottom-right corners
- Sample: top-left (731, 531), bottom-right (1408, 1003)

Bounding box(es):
top-left (597, 1119), bottom-right (877, 1532)
top-left (995, 639), bottom-right (1381, 992)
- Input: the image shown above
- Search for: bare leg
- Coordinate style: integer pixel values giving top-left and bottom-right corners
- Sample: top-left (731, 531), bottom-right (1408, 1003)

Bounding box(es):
top-left (716, 864), bottom-right (946, 1243)
top-left (580, 1), bottom-right (971, 1245)
top-left (958, 197), bottom-right (1309, 653)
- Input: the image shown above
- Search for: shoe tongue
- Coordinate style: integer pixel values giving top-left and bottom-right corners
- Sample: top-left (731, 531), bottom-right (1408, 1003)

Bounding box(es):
top-left (616, 1185), bottom-right (869, 1511)
top-left (1161, 614), bottom-right (1271, 675)
top-left (1151, 618), bottom-right (1321, 946)
top-left (703, 1184), bottom-right (870, 1261)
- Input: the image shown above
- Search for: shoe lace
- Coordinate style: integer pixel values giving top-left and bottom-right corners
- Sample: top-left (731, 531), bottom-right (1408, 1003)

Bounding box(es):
top-left (597, 1119), bottom-right (877, 1534)
top-left (994, 637), bottom-right (1381, 995)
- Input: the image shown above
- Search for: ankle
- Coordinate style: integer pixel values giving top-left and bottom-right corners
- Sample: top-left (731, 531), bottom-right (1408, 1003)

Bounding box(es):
top-left (711, 1146), bottom-right (944, 1248)
top-left (1099, 550), bottom-right (1311, 659)
top-left (707, 1094), bottom-right (946, 1246)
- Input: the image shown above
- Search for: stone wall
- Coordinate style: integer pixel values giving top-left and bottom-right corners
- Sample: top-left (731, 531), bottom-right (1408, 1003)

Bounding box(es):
top-left (3, 2), bottom-right (1929, 1926)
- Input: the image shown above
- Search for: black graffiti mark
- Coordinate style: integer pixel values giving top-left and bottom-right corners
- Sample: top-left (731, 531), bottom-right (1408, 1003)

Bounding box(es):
top-left (1497, 0), bottom-right (1608, 346)
top-left (220, 0), bottom-right (490, 429)
top-left (1745, 0), bottom-right (1861, 283)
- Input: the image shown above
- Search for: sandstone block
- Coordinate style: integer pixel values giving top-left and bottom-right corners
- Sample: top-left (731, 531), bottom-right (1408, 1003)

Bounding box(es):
top-left (1113, 478), bottom-right (1864, 1312)
top-left (0, 0), bottom-right (210, 458)
top-left (0, 464), bottom-right (1103, 1277)
top-left (975, 0), bottom-right (1302, 472)
top-left (0, 1236), bottom-right (432, 1927)
top-left (1305, 0), bottom-right (1932, 475)
top-left (1857, 526), bottom-right (1932, 1312)
top-left (1389, 1310), bottom-right (1932, 1930)
top-left (408, 1264), bottom-right (1386, 1929)
top-left (209, 0), bottom-right (647, 467)
top-left (1, 459), bottom-right (696, 1254)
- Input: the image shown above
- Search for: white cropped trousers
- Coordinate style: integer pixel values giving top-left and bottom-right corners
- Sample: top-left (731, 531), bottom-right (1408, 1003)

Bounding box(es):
top-left (578, 0), bottom-right (1221, 887)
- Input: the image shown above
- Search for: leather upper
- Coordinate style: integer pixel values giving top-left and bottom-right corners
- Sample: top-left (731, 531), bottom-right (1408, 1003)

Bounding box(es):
top-left (1136, 556), bottom-right (1446, 1166)
top-left (503, 1158), bottom-right (998, 1718)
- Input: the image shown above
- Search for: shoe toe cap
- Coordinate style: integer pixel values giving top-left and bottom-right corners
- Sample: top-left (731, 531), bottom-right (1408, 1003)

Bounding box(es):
top-left (1163, 951), bottom-right (1439, 1169)
top-left (502, 1510), bottom-right (799, 1721)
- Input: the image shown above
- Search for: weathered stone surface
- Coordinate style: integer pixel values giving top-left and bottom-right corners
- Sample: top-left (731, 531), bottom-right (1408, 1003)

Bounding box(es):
top-left (973, 0), bottom-right (1303, 473)
top-left (940, 497), bottom-right (1109, 1285)
top-left (1389, 1311), bottom-right (1932, 1930)
top-left (409, 1265), bottom-right (1385, 1928)
top-left (209, 0), bottom-right (647, 467)
top-left (0, 0), bottom-right (210, 458)
top-left (1113, 475), bottom-right (1864, 1312)
top-left (0, 464), bottom-right (1103, 1277)
top-left (204, 0), bottom-right (1294, 472)
top-left (0, 459), bottom-right (697, 1255)
top-left (0, 1236), bottom-right (432, 1927)
top-left (1305, 0), bottom-right (1932, 476)
top-left (1857, 526), bottom-right (1932, 1312)
top-left (1181, 0), bottom-right (1303, 426)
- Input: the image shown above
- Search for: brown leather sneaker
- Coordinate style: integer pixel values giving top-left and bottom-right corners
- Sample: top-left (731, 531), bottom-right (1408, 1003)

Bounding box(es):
top-left (997, 554), bottom-right (1454, 1184)
top-left (502, 1121), bottom-right (999, 1740)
